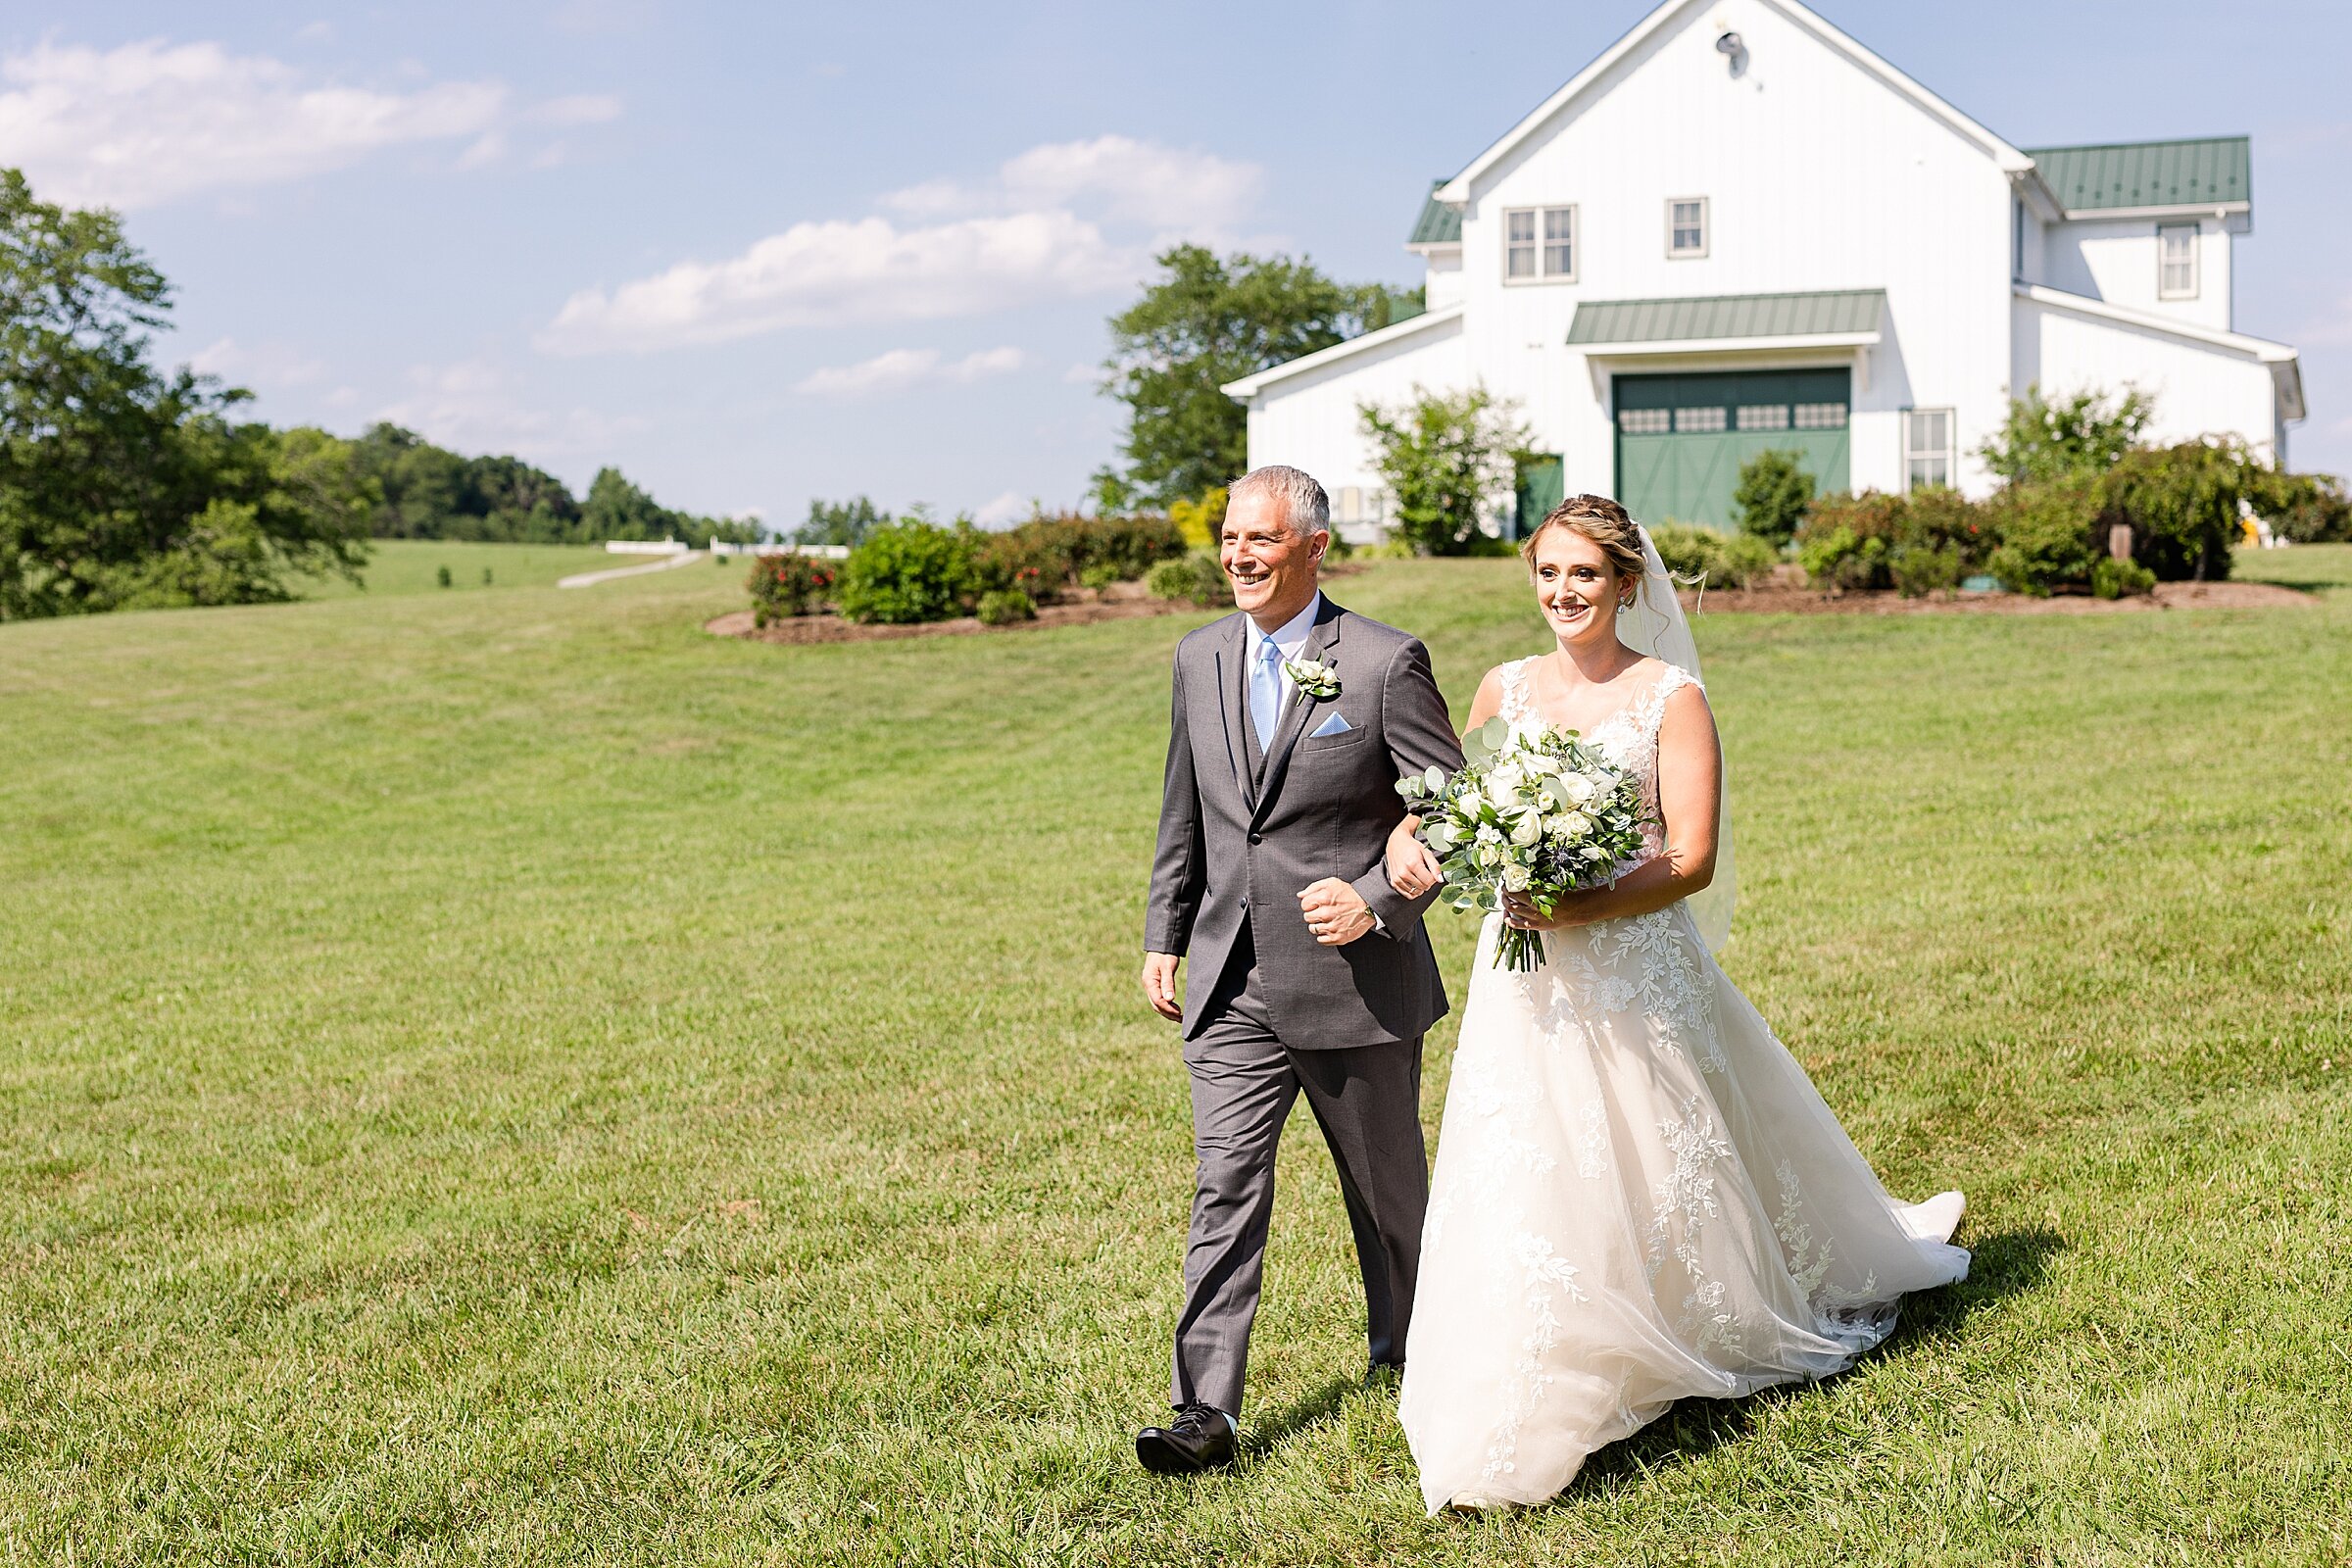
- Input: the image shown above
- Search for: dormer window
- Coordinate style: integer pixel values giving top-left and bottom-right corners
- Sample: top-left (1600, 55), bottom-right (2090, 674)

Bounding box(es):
top-left (2158, 223), bottom-right (2198, 299)
top-left (1504, 206), bottom-right (1577, 282)
top-left (1668, 197), bottom-right (1708, 258)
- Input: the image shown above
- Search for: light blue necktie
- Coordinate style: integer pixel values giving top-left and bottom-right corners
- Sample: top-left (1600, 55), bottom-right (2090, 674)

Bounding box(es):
top-left (1250, 635), bottom-right (1285, 752)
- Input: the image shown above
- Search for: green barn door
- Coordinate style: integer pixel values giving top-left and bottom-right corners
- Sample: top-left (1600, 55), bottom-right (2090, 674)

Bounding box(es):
top-left (1612, 368), bottom-right (1850, 530)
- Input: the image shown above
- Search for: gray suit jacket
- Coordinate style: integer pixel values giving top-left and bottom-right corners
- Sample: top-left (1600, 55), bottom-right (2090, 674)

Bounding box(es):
top-left (1145, 597), bottom-right (1465, 1049)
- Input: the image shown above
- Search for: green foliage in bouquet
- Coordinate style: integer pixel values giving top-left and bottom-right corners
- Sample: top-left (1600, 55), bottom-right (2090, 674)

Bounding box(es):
top-left (1396, 714), bottom-right (1653, 972)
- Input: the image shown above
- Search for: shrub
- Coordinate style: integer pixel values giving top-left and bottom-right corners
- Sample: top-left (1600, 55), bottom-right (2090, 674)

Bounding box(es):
top-left (1169, 488), bottom-right (1227, 551)
top-left (437, 564), bottom-right (453, 588)
top-left (1078, 562), bottom-right (1122, 591)
top-left (2101, 440), bottom-right (2246, 581)
top-left (1147, 552), bottom-right (1229, 606)
top-left (2257, 470), bottom-right (2350, 543)
top-left (1888, 543), bottom-right (1962, 598)
top-left (747, 551), bottom-right (836, 624)
top-left (2090, 557), bottom-right (2157, 599)
top-left (1359, 386), bottom-right (1529, 556)
top-left (973, 513), bottom-right (1184, 601)
top-left (1796, 525), bottom-right (1889, 592)
top-left (1731, 449), bottom-right (1814, 548)
top-left (835, 519), bottom-right (980, 624)
top-left (1648, 524), bottom-right (1778, 589)
top-left (975, 588), bottom-right (1037, 625)
top-left (1984, 475), bottom-right (2101, 596)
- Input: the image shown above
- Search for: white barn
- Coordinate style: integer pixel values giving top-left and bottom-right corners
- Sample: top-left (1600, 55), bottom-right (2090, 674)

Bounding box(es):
top-left (1224, 0), bottom-right (2307, 537)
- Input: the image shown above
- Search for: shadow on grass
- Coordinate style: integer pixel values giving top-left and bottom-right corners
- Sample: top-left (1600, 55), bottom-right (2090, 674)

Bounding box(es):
top-left (1241, 1374), bottom-right (1361, 1459)
top-left (1557, 1226), bottom-right (2066, 1499)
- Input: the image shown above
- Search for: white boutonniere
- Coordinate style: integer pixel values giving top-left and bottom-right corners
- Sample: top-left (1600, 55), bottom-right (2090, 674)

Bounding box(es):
top-left (1283, 658), bottom-right (1340, 700)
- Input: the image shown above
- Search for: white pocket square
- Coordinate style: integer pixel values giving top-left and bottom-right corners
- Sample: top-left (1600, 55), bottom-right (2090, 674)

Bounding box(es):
top-left (1309, 712), bottom-right (1354, 738)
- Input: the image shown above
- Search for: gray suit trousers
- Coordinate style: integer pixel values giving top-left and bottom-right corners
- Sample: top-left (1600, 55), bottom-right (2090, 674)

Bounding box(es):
top-left (1171, 934), bottom-right (1430, 1417)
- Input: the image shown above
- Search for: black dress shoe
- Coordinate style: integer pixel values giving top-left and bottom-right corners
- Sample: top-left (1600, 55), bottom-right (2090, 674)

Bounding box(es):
top-left (1136, 1401), bottom-right (1236, 1475)
top-left (1363, 1361), bottom-right (1403, 1393)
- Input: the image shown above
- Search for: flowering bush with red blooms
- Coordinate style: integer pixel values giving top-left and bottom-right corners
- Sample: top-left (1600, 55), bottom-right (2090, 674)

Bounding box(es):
top-left (748, 552), bottom-right (836, 624)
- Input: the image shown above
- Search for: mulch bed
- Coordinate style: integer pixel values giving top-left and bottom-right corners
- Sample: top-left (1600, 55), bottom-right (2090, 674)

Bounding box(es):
top-left (706, 595), bottom-right (1195, 645)
top-left (707, 574), bottom-right (2313, 644)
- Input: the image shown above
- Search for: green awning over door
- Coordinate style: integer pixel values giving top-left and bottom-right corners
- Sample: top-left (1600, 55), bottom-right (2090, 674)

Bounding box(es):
top-left (1613, 368), bottom-right (1850, 530)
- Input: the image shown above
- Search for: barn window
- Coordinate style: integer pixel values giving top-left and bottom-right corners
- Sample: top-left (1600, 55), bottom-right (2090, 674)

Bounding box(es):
top-left (1619, 408), bottom-right (1672, 434)
top-left (2158, 224), bottom-right (2198, 299)
top-left (1736, 404), bottom-right (1788, 431)
top-left (1668, 197), bottom-right (1708, 258)
top-left (1504, 206), bottom-right (1576, 281)
top-left (1792, 402), bottom-right (1847, 429)
top-left (1675, 406), bottom-right (1727, 433)
top-left (1905, 409), bottom-right (1954, 490)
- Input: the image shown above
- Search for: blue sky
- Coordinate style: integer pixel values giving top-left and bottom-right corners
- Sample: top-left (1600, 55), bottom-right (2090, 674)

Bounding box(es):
top-left (12, 1), bottom-right (2347, 529)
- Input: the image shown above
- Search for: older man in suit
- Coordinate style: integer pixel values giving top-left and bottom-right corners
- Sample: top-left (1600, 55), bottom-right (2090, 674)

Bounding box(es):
top-left (1136, 464), bottom-right (1464, 1474)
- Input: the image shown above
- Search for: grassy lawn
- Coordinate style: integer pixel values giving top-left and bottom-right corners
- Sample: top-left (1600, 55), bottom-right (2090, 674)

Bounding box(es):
top-left (1, 554), bottom-right (2347, 1565)
top-left (292, 538), bottom-right (644, 599)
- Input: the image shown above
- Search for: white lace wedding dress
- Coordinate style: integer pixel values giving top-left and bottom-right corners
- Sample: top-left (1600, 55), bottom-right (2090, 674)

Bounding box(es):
top-left (1397, 658), bottom-right (1969, 1513)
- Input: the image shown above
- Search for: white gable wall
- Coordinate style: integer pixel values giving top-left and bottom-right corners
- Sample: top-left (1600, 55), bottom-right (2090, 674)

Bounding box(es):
top-left (1457, 0), bottom-right (2017, 500)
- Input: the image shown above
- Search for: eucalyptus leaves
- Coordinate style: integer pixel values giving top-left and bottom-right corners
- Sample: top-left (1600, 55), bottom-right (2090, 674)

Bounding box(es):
top-left (1395, 715), bottom-right (1652, 972)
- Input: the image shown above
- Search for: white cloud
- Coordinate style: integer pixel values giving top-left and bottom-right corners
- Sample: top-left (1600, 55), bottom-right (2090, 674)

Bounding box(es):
top-left (541, 212), bottom-right (1130, 353)
top-left (973, 491), bottom-right (1028, 528)
top-left (541, 135), bottom-right (1265, 355)
top-left (188, 335), bottom-right (326, 388)
top-left (0, 39), bottom-right (618, 209)
top-left (882, 134), bottom-right (1261, 234)
top-left (791, 345), bottom-right (1024, 399)
top-left (0, 40), bottom-right (503, 209)
top-left (1062, 361), bottom-right (1101, 385)
top-left (376, 358), bottom-right (646, 462)
top-left (528, 93), bottom-right (622, 127)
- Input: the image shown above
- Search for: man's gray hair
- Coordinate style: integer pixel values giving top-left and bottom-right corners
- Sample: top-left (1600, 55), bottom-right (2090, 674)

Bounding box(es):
top-left (1229, 465), bottom-right (1330, 537)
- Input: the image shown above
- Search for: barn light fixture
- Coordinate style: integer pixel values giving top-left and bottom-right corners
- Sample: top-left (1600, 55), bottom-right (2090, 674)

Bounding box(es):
top-left (1716, 30), bottom-right (1747, 75)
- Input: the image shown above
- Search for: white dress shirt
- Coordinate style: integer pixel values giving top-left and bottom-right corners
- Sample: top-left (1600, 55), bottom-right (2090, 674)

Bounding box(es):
top-left (1250, 591), bottom-right (1326, 711)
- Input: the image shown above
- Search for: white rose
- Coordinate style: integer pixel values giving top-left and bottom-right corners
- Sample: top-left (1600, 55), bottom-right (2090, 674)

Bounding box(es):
top-left (1500, 861), bottom-right (1534, 891)
top-left (1557, 811), bottom-right (1592, 838)
top-left (1559, 773), bottom-right (1596, 805)
top-left (1508, 810), bottom-right (1543, 847)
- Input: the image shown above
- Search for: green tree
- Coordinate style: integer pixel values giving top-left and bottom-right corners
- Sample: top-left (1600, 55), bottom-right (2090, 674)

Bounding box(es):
top-left (1357, 387), bottom-right (1529, 556)
top-left (1731, 448), bottom-right (1814, 547)
top-left (794, 495), bottom-right (890, 548)
top-left (1100, 245), bottom-right (1400, 506)
top-left (0, 169), bottom-right (368, 617)
top-left (1981, 384), bottom-right (2152, 484)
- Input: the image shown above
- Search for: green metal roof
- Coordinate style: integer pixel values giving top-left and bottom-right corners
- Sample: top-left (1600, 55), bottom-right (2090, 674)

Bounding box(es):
top-left (2025, 136), bottom-right (2249, 212)
top-left (1566, 289), bottom-right (1886, 346)
top-left (1407, 179), bottom-right (1461, 246)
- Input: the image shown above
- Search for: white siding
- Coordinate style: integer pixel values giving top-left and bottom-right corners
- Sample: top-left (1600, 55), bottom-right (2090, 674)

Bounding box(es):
top-left (1239, 313), bottom-right (1469, 537)
top-left (1422, 247), bottom-right (1466, 311)
top-left (2016, 295), bottom-right (2281, 460)
top-left (2045, 215), bottom-right (2234, 331)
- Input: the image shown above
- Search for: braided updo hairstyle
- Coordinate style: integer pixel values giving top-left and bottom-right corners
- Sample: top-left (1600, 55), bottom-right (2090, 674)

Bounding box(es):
top-left (1519, 494), bottom-right (1648, 609)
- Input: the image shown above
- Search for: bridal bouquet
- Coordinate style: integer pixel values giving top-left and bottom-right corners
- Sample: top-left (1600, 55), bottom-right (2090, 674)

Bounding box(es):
top-left (1396, 717), bottom-right (1652, 972)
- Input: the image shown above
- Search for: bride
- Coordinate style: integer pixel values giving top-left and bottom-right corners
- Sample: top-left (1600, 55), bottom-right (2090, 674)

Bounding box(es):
top-left (1385, 494), bottom-right (1969, 1513)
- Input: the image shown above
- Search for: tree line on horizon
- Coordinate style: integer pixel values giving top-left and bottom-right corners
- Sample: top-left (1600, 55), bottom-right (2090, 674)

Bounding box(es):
top-left (0, 167), bottom-right (749, 621)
